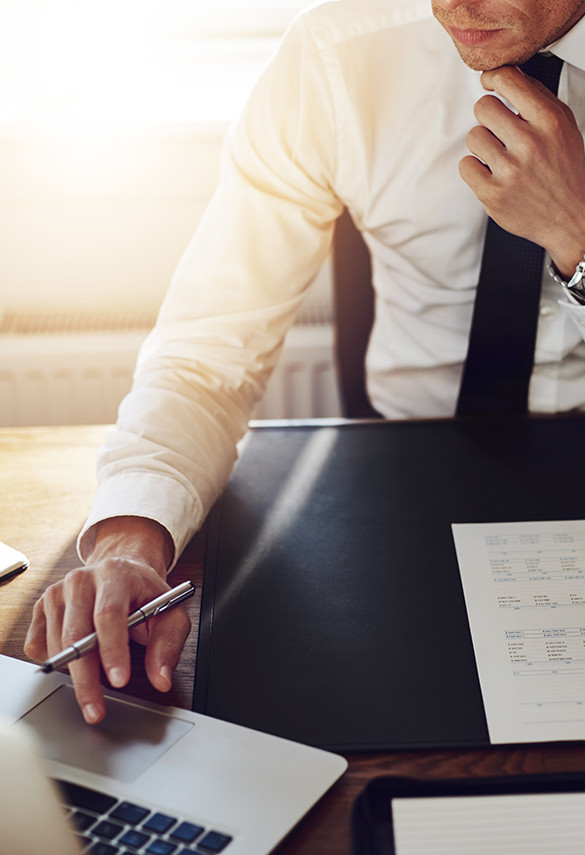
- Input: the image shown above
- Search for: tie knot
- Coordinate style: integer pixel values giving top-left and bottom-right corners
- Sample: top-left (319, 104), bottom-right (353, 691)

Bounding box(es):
top-left (520, 52), bottom-right (564, 95)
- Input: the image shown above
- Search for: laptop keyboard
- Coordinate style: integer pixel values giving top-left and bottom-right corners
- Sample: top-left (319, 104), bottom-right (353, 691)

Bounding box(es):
top-left (55, 779), bottom-right (234, 855)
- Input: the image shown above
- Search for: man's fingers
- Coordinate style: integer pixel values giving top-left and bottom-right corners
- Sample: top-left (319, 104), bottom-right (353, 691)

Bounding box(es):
top-left (91, 574), bottom-right (135, 689)
top-left (24, 573), bottom-right (108, 725)
top-left (68, 652), bottom-right (107, 725)
top-left (57, 571), bottom-right (110, 724)
top-left (24, 518), bottom-right (187, 725)
top-left (473, 93), bottom-right (524, 148)
top-left (480, 65), bottom-right (567, 124)
top-left (459, 153), bottom-right (492, 191)
top-left (465, 122), bottom-right (509, 173)
top-left (43, 580), bottom-right (71, 657)
top-left (23, 597), bottom-right (49, 661)
top-left (143, 607), bottom-right (192, 693)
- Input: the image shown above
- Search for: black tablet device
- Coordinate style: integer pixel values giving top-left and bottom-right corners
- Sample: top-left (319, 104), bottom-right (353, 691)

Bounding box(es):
top-left (351, 773), bottom-right (585, 855)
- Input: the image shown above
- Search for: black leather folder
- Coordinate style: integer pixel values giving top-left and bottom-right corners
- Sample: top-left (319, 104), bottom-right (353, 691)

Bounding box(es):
top-left (193, 416), bottom-right (585, 751)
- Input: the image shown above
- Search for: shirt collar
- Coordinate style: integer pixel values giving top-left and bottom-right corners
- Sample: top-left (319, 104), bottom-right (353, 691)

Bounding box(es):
top-left (547, 14), bottom-right (585, 72)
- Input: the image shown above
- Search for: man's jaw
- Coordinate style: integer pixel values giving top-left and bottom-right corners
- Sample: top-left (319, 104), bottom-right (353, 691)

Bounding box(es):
top-left (439, 22), bottom-right (539, 71)
top-left (432, 5), bottom-right (528, 70)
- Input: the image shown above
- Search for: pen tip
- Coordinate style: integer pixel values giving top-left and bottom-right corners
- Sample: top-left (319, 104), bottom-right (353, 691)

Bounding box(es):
top-left (37, 664), bottom-right (52, 674)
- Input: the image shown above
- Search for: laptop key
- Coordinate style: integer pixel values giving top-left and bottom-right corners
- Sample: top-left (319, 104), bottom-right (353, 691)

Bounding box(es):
top-left (145, 840), bottom-right (178, 855)
top-left (169, 821), bottom-right (205, 843)
top-left (94, 819), bottom-right (125, 840)
top-left (110, 801), bottom-right (151, 825)
top-left (119, 828), bottom-right (151, 849)
top-left (71, 809), bottom-right (98, 831)
top-left (57, 780), bottom-right (118, 814)
top-left (143, 812), bottom-right (178, 834)
top-left (89, 842), bottom-right (121, 855)
top-left (198, 830), bottom-right (233, 852)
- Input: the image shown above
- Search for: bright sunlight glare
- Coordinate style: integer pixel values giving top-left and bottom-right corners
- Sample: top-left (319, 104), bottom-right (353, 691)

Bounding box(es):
top-left (0, 0), bottom-right (290, 132)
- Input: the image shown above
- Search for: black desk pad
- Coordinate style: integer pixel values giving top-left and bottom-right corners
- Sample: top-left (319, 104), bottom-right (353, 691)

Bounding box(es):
top-left (193, 417), bottom-right (585, 751)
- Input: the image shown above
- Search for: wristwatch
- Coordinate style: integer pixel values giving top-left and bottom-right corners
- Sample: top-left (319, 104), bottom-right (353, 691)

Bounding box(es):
top-left (548, 254), bottom-right (585, 305)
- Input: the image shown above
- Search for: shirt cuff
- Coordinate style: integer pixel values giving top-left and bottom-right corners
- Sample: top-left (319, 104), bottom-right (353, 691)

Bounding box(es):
top-left (77, 470), bottom-right (204, 572)
top-left (558, 295), bottom-right (585, 338)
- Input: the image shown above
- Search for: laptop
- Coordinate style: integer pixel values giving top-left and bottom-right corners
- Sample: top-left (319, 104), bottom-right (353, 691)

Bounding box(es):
top-left (0, 654), bottom-right (347, 855)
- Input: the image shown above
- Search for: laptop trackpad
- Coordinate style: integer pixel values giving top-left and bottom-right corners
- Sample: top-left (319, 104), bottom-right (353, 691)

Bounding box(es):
top-left (20, 685), bottom-right (193, 783)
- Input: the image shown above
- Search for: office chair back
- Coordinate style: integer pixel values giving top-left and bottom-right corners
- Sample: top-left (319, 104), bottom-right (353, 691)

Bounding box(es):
top-left (332, 210), bottom-right (380, 418)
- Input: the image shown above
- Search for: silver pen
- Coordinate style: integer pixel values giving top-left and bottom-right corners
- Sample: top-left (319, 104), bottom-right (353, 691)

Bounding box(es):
top-left (38, 580), bottom-right (196, 673)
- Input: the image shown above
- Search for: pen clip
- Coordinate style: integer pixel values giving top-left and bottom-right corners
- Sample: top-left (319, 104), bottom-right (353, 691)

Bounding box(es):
top-left (153, 582), bottom-right (195, 616)
top-left (127, 582), bottom-right (195, 628)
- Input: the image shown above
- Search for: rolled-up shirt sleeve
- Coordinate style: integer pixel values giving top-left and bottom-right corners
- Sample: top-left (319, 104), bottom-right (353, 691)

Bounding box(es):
top-left (78, 16), bottom-right (344, 567)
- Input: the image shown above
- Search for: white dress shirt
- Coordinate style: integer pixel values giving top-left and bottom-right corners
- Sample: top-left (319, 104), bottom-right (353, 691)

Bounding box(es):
top-left (79, 0), bottom-right (585, 565)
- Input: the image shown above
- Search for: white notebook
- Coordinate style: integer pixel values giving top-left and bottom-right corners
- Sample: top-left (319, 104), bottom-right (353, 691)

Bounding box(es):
top-left (0, 654), bottom-right (346, 855)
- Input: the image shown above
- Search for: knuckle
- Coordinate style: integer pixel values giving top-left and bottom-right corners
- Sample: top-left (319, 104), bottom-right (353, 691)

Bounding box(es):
top-left (514, 134), bottom-right (534, 161)
top-left (485, 66), bottom-right (514, 91)
top-left (498, 66), bottom-right (518, 86)
top-left (94, 600), bottom-right (125, 627)
top-left (495, 150), bottom-right (520, 181)
top-left (43, 581), bottom-right (65, 610)
top-left (481, 181), bottom-right (506, 212)
top-left (458, 154), bottom-right (475, 176)
top-left (466, 125), bottom-right (483, 146)
top-left (538, 106), bottom-right (563, 136)
top-left (474, 93), bottom-right (498, 119)
top-left (465, 127), bottom-right (492, 159)
top-left (63, 567), bottom-right (93, 595)
top-left (61, 626), bottom-right (85, 647)
top-left (96, 598), bottom-right (121, 618)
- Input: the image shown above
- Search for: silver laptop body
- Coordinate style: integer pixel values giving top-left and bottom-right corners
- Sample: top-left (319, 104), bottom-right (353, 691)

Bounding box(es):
top-left (0, 654), bottom-right (347, 855)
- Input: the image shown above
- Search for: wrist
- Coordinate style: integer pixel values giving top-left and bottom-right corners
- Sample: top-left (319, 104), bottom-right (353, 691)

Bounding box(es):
top-left (550, 254), bottom-right (584, 281)
top-left (548, 213), bottom-right (585, 280)
top-left (549, 240), bottom-right (585, 280)
top-left (86, 516), bottom-right (174, 578)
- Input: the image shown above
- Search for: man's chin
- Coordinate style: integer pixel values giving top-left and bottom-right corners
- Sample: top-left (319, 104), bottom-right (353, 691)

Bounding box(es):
top-left (458, 54), bottom-right (501, 71)
top-left (453, 42), bottom-right (537, 72)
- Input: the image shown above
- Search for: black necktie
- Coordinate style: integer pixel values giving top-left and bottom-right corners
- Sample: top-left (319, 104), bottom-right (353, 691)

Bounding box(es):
top-left (455, 53), bottom-right (564, 416)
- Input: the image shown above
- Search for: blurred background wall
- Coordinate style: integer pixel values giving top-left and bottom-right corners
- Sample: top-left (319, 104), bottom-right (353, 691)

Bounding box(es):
top-left (0, 0), bottom-right (340, 425)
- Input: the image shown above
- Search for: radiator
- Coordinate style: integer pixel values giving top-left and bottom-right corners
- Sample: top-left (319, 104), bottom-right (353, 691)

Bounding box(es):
top-left (0, 320), bottom-right (341, 427)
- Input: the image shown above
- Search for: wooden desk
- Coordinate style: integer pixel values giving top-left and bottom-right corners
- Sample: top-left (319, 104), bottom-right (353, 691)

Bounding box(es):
top-left (2, 425), bottom-right (585, 855)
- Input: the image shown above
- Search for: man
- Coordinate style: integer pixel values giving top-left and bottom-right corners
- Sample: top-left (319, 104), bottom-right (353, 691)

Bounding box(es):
top-left (25, 0), bottom-right (585, 724)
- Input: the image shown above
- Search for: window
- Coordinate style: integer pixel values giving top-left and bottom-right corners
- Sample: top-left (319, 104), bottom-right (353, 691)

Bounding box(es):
top-left (156, 1), bottom-right (313, 37)
top-left (0, 1), bottom-right (314, 127)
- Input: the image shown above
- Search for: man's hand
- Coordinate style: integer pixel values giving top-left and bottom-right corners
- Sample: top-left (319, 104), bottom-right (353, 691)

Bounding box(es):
top-left (24, 517), bottom-right (191, 725)
top-left (459, 64), bottom-right (585, 279)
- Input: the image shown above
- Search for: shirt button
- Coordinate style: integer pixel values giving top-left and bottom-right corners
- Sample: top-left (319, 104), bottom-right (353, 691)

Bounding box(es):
top-left (540, 304), bottom-right (555, 317)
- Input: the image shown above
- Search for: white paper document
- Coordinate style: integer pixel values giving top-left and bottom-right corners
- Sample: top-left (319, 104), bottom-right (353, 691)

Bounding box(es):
top-left (392, 791), bottom-right (585, 854)
top-left (452, 519), bottom-right (585, 744)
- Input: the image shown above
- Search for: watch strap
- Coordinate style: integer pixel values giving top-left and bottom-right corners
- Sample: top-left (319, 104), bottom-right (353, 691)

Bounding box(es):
top-left (548, 254), bottom-right (585, 305)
